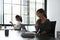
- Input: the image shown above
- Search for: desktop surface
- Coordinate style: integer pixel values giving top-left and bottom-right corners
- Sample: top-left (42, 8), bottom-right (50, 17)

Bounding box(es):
top-left (0, 30), bottom-right (59, 40)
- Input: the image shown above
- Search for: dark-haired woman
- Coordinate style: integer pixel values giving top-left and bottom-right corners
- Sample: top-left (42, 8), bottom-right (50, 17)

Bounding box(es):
top-left (10, 15), bottom-right (26, 32)
top-left (35, 8), bottom-right (51, 37)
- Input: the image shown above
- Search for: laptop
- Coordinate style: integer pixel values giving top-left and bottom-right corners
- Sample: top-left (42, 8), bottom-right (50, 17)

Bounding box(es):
top-left (21, 26), bottom-right (36, 38)
top-left (25, 26), bottom-right (36, 32)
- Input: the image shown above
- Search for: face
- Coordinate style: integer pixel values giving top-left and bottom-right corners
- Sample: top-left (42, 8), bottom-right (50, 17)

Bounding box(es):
top-left (16, 18), bottom-right (20, 21)
top-left (36, 13), bottom-right (43, 19)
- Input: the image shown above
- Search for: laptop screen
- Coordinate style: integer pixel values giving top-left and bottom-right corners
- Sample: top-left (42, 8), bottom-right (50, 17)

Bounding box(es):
top-left (25, 26), bottom-right (36, 32)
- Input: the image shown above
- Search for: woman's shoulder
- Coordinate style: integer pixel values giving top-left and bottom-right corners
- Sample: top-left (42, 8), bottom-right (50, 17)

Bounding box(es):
top-left (16, 22), bottom-right (21, 26)
top-left (46, 19), bottom-right (51, 24)
top-left (46, 19), bottom-right (50, 22)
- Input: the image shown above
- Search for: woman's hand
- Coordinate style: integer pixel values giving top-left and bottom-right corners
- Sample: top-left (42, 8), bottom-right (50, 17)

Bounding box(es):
top-left (40, 31), bottom-right (47, 35)
top-left (10, 21), bottom-right (13, 24)
top-left (10, 21), bottom-right (14, 26)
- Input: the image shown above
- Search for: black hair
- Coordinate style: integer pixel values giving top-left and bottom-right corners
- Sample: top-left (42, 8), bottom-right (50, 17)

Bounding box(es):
top-left (36, 8), bottom-right (47, 18)
top-left (15, 15), bottom-right (22, 22)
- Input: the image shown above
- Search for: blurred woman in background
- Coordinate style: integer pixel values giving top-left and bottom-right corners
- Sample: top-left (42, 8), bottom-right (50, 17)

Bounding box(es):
top-left (10, 15), bottom-right (26, 32)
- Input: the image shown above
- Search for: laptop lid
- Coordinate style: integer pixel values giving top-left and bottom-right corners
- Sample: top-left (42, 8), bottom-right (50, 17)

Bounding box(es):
top-left (25, 26), bottom-right (36, 32)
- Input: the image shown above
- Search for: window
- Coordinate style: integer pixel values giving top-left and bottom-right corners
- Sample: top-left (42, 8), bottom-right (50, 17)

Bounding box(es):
top-left (3, 0), bottom-right (45, 24)
top-left (4, 0), bottom-right (21, 24)
top-left (29, 0), bottom-right (45, 24)
top-left (3, 0), bottom-right (45, 30)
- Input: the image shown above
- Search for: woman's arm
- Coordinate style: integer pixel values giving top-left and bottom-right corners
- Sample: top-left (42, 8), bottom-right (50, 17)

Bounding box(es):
top-left (35, 24), bottom-right (39, 30)
top-left (10, 21), bottom-right (14, 26)
top-left (40, 31), bottom-right (47, 35)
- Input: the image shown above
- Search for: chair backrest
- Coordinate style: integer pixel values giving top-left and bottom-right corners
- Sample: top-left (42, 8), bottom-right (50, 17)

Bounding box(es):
top-left (50, 21), bottom-right (56, 37)
top-left (20, 24), bottom-right (27, 31)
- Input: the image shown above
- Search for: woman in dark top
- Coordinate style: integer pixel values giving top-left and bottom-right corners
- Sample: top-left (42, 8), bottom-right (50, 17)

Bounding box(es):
top-left (35, 8), bottom-right (51, 36)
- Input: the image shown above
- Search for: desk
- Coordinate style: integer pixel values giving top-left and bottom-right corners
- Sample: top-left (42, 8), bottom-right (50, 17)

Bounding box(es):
top-left (0, 30), bottom-right (59, 40)
top-left (0, 24), bottom-right (59, 40)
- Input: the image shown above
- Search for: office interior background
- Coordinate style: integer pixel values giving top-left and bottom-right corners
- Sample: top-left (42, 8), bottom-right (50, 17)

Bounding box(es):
top-left (0, 0), bottom-right (45, 29)
top-left (0, 0), bottom-right (60, 40)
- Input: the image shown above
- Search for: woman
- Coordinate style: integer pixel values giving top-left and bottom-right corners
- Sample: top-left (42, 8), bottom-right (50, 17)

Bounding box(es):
top-left (10, 15), bottom-right (26, 32)
top-left (35, 8), bottom-right (51, 36)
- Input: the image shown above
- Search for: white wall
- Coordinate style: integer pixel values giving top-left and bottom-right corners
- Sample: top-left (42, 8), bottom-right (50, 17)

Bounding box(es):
top-left (0, 0), bottom-right (3, 24)
top-left (47, 0), bottom-right (60, 38)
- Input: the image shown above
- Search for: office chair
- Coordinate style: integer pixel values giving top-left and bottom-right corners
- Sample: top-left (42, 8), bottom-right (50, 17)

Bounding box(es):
top-left (20, 24), bottom-right (27, 31)
top-left (14, 24), bottom-right (27, 32)
top-left (49, 21), bottom-right (56, 38)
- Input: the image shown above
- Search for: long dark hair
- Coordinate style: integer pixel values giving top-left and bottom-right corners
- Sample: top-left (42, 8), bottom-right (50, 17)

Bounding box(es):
top-left (15, 15), bottom-right (22, 22)
top-left (36, 8), bottom-right (47, 18)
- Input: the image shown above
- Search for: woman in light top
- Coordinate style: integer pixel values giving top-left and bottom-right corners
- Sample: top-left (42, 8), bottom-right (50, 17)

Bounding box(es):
top-left (10, 15), bottom-right (27, 31)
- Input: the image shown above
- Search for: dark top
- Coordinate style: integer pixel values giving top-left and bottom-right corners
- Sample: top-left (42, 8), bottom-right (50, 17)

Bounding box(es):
top-left (36, 19), bottom-right (51, 36)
